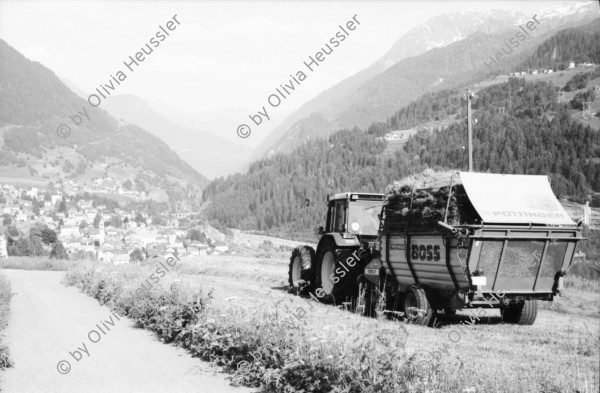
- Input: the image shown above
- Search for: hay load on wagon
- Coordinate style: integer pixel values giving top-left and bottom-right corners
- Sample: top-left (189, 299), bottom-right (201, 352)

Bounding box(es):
top-left (383, 169), bottom-right (480, 229)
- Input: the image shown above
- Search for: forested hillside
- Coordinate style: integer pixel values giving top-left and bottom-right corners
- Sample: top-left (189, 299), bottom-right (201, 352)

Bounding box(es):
top-left (203, 131), bottom-right (423, 240)
top-left (522, 17), bottom-right (600, 68)
top-left (203, 77), bottom-right (599, 240)
top-left (405, 77), bottom-right (600, 198)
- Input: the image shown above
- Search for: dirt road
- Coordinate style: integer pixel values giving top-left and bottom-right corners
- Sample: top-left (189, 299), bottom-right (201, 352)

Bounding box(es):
top-left (0, 269), bottom-right (254, 393)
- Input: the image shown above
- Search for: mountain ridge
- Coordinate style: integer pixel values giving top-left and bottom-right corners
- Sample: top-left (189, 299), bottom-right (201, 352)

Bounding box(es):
top-left (201, 16), bottom-right (600, 239)
top-left (252, 2), bottom-right (599, 161)
top-left (0, 39), bottom-right (207, 209)
top-left (59, 79), bottom-right (253, 178)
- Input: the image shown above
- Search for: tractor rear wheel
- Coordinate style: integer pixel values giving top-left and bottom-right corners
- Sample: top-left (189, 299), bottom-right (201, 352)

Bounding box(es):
top-left (502, 300), bottom-right (538, 325)
top-left (403, 286), bottom-right (434, 326)
top-left (313, 242), bottom-right (360, 304)
top-left (288, 246), bottom-right (315, 295)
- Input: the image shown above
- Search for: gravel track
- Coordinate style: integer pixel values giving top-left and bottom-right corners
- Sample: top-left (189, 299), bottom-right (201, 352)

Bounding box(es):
top-left (0, 269), bottom-right (254, 393)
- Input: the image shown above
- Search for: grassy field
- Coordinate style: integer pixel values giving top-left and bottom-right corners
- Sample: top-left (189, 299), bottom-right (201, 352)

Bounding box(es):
top-left (0, 143), bottom-right (171, 202)
top-left (0, 273), bottom-right (13, 369)
top-left (59, 254), bottom-right (600, 393)
top-left (0, 257), bottom-right (87, 271)
top-left (182, 255), bottom-right (600, 393)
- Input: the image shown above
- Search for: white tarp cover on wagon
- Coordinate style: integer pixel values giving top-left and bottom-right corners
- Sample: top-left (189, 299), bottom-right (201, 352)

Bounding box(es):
top-left (459, 172), bottom-right (575, 226)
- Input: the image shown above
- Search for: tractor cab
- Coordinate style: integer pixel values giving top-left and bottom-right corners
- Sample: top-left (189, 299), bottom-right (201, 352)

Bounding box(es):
top-left (320, 192), bottom-right (384, 241)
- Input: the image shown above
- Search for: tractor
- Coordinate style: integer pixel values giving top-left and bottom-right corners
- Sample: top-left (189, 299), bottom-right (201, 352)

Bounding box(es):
top-left (288, 192), bottom-right (383, 306)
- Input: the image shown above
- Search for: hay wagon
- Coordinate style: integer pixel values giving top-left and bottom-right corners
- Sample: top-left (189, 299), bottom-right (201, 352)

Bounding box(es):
top-left (288, 171), bottom-right (584, 326)
top-left (362, 172), bottom-right (584, 325)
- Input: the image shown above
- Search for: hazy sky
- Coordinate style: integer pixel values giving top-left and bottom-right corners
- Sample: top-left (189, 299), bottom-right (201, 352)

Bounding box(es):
top-left (0, 0), bottom-right (576, 142)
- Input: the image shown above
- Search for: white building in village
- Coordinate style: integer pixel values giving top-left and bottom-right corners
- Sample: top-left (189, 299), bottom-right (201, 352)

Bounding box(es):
top-left (60, 225), bottom-right (80, 238)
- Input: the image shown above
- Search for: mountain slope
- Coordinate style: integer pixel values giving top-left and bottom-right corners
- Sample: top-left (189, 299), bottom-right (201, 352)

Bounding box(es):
top-left (253, 2), bottom-right (599, 159)
top-left (523, 15), bottom-right (600, 67)
top-left (203, 78), bottom-right (600, 240)
top-left (383, 17), bottom-right (600, 132)
top-left (249, 9), bottom-right (527, 160)
top-left (0, 39), bottom-right (207, 206)
top-left (148, 105), bottom-right (258, 147)
top-left (100, 95), bottom-right (252, 178)
top-left (202, 19), bottom-right (600, 239)
top-left (60, 79), bottom-right (253, 178)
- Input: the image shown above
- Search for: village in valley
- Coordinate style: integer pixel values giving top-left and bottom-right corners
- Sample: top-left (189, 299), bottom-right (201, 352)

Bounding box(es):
top-left (0, 181), bottom-right (231, 263)
top-left (0, 178), bottom-right (595, 265)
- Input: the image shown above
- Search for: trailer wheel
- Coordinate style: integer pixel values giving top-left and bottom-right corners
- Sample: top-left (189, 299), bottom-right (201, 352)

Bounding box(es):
top-left (502, 300), bottom-right (538, 325)
top-left (314, 241), bottom-right (359, 304)
top-left (403, 286), bottom-right (434, 326)
top-left (288, 246), bottom-right (315, 295)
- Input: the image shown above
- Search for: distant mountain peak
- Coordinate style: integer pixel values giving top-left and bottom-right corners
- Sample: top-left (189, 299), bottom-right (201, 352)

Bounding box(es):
top-left (537, 1), bottom-right (596, 19)
top-left (252, 2), bottom-right (599, 161)
top-left (376, 9), bottom-right (526, 71)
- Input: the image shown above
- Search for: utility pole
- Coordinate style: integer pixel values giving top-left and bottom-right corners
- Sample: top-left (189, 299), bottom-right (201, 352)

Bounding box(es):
top-left (467, 88), bottom-right (474, 172)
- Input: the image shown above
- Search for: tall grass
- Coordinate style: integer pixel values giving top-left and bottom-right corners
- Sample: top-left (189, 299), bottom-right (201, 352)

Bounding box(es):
top-left (0, 273), bottom-right (14, 369)
top-left (0, 256), bottom-right (85, 271)
top-left (564, 275), bottom-right (600, 293)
